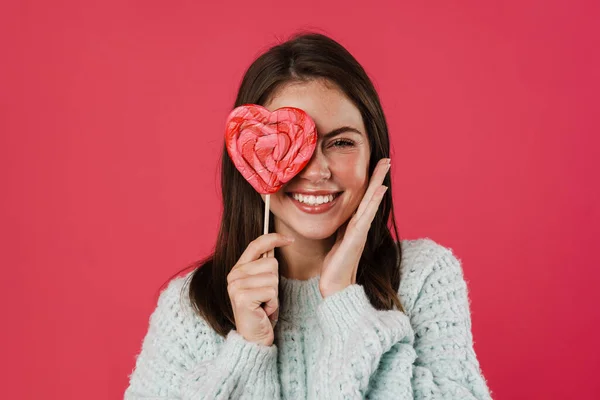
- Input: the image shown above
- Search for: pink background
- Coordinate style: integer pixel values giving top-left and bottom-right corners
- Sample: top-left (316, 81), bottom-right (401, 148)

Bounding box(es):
top-left (1, 1), bottom-right (598, 399)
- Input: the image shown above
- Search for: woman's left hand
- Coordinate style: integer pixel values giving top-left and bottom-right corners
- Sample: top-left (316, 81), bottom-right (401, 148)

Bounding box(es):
top-left (319, 158), bottom-right (391, 298)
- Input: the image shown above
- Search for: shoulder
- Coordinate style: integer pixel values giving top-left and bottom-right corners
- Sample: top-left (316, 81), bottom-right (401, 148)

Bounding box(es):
top-left (146, 270), bottom-right (223, 362)
top-left (154, 270), bottom-right (195, 320)
top-left (395, 238), bottom-right (468, 316)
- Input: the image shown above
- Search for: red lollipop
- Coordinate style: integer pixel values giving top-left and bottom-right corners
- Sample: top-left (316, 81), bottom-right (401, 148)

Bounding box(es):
top-left (225, 104), bottom-right (317, 194)
top-left (225, 104), bottom-right (317, 256)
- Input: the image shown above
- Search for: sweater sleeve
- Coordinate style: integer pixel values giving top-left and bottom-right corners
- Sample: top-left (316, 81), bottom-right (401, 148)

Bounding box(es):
top-left (124, 276), bottom-right (280, 400)
top-left (402, 245), bottom-right (493, 399)
top-left (309, 244), bottom-right (493, 399)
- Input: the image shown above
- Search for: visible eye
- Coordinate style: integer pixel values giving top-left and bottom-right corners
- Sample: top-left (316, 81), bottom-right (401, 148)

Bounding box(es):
top-left (331, 139), bottom-right (355, 148)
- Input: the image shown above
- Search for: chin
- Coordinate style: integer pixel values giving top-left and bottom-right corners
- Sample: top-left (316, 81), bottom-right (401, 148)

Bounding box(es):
top-left (284, 219), bottom-right (341, 240)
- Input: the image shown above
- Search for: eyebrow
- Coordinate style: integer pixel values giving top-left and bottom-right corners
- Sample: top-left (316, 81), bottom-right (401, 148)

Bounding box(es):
top-left (321, 126), bottom-right (363, 139)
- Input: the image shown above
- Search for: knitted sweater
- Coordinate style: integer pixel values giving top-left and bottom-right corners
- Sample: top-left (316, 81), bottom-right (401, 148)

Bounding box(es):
top-left (124, 238), bottom-right (493, 399)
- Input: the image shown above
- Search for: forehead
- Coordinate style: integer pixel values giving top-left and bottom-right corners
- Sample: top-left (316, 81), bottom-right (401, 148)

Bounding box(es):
top-left (263, 79), bottom-right (365, 136)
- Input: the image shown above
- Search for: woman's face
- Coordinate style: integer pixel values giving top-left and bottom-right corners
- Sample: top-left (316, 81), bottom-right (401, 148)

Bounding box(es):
top-left (261, 79), bottom-right (371, 240)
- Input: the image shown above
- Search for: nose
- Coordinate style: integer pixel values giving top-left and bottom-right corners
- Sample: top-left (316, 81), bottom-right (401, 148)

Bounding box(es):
top-left (297, 148), bottom-right (331, 183)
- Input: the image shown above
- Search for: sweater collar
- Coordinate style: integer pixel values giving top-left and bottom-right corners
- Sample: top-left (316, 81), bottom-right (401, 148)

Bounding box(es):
top-left (278, 274), bottom-right (324, 321)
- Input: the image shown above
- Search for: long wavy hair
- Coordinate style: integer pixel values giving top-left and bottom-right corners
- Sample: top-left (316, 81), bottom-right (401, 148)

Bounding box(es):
top-left (161, 31), bottom-right (404, 337)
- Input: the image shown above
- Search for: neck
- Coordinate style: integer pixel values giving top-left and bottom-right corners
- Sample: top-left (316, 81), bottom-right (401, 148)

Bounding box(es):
top-left (274, 220), bottom-right (336, 280)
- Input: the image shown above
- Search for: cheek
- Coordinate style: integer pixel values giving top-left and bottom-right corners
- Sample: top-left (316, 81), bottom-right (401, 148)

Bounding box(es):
top-left (330, 158), bottom-right (369, 189)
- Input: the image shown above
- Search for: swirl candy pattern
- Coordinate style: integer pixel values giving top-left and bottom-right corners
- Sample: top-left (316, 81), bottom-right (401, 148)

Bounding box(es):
top-left (225, 104), bottom-right (318, 194)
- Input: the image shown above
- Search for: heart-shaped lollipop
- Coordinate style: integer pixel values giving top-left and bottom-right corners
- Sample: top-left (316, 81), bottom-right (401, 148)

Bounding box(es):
top-left (225, 104), bottom-right (317, 194)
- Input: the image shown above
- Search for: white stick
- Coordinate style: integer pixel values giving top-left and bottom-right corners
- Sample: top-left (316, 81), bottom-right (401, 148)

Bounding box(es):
top-left (261, 194), bottom-right (271, 258)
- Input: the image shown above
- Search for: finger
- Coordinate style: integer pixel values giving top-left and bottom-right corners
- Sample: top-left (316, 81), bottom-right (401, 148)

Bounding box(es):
top-left (236, 233), bottom-right (294, 266)
top-left (269, 307), bottom-right (279, 323)
top-left (354, 185), bottom-right (388, 236)
top-left (234, 287), bottom-right (279, 315)
top-left (228, 257), bottom-right (278, 284)
top-left (354, 158), bottom-right (391, 221)
top-left (261, 248), bottom-right (274, 259)
top-left (354, 158), bottom-right (390, 221)
top-left (263, 295), bottom-right (279, 318)
top-left (228, 272), bottom-right (279, 292)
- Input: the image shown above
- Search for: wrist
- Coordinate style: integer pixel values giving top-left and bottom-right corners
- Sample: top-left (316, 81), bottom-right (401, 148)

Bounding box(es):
top-left (319, 282), bottom-right (351, 298)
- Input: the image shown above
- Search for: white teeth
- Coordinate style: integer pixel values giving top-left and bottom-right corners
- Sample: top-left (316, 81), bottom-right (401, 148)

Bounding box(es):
top-left (292, 193), bottom-right (336, 205)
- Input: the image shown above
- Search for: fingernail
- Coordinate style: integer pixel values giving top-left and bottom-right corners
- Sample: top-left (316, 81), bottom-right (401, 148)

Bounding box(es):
top-left (285, 236), bottom-right (295, 242)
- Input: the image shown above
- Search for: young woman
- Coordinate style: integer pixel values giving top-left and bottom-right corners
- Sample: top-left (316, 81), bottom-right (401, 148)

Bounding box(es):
top-left (125, 32), bottom-right (493, 399)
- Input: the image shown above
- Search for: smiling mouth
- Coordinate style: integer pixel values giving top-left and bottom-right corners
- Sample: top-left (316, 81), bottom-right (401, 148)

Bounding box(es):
top-left (285, 191), bottom-right (343, 206)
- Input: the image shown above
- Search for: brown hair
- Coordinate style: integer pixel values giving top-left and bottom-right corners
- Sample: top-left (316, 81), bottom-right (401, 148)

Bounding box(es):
top-left (161, 31), bottom-right (404, 337)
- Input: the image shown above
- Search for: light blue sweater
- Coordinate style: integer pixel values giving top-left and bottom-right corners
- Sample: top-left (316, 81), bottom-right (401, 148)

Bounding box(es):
top-left (124, 238), bottom-right (493, 399)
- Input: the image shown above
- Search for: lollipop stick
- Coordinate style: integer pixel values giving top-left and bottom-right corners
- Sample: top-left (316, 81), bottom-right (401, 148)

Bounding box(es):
top-left (261, 194), bottom-right (271, 258)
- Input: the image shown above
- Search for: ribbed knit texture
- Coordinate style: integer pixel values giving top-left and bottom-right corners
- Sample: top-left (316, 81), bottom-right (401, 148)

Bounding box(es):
top-left (124, 238), bottom-right (493, 399)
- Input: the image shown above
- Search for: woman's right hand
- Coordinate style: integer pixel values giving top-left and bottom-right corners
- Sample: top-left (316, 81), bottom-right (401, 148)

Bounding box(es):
top-left (227, 233), bottom-right (295, 346)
